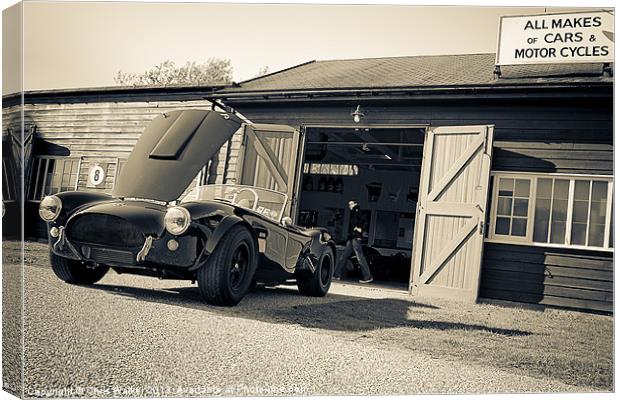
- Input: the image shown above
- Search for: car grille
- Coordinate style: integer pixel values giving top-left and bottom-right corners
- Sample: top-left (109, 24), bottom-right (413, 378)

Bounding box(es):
top-left (68, 214), bottom-right (145, 248)
top-left (89, 247), bottom-right (136, 266)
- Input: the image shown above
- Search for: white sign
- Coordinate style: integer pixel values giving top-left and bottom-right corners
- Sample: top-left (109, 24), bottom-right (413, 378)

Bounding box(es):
top-left (88, 164), bottom-right (106, 187)
top-left (496, 11), bottom-right (614, 66)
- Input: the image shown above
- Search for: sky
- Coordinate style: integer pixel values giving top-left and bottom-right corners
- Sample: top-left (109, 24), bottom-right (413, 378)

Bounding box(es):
top-left (3, 1), bottom-right (606, 94)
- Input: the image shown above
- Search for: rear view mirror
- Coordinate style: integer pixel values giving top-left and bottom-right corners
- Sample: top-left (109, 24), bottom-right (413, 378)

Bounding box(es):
top-left (281, 217), bottom-right (293, 227)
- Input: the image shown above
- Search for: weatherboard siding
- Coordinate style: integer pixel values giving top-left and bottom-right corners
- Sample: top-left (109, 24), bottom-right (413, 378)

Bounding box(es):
top-left (480, 242), bottom-right (613, 313)
top-left (2, 99), bottom-right (241, 194)
top-left (231, 97), bottom-right (613, 175)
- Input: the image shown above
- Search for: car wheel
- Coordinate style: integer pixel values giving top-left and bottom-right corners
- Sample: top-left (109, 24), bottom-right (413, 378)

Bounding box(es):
top-left (197, 224), bottom-right (258, 306)
top-left (50, 251), bottom-right (109, 284)
top-left (296, 247), bottom-right (334, 297)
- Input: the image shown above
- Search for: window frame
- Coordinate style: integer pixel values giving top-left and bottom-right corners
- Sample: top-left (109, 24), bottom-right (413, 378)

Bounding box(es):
top-left (28, 156), bottom-right (82, 201)
top-left (487, 171), bottom-right (613, 252)
top-left (115, 158), bottom-right (128, 187)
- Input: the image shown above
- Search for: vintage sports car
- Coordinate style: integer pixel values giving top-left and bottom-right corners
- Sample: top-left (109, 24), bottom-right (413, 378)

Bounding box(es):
top-left (39, 110), bottom-right (336, 306)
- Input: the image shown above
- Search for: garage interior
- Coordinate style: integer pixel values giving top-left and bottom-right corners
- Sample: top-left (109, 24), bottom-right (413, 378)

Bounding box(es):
top-left (296, 126), bottom-right (426, 286)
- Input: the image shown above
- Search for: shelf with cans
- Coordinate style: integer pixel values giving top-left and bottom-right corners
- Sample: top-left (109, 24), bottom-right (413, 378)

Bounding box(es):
top-left (302, 174), bottom-right (345, 193)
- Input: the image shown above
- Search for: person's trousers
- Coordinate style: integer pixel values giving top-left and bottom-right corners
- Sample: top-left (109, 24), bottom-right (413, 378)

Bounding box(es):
top-left (334, 238), bottom-right (372, 280)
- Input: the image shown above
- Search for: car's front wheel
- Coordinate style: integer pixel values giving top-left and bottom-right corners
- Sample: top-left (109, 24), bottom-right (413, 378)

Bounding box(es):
top-left (50, 252), bottom-right (109, 284)
top-left (197, 225), bottom-right (258, 306)
top-left (296, 247), bottom-right (334, 297)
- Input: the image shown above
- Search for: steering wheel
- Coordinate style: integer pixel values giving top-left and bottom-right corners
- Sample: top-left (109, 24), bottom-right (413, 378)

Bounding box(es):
top-left (233, 187), bottom-right (259, 211)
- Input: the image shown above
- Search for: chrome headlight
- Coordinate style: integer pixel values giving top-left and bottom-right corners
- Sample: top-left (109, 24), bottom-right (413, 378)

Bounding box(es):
top-left (39, 195), bottom-right (62, 222)
top-left (164, 206), bottom-right (191, 235)
top-left (321, 231), bottom-right (332, 242)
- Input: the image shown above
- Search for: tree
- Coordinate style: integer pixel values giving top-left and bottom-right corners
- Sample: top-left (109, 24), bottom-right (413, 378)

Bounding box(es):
top-left (114, 58), bottom-right (233, 86)
top-left (256, 66), bottom-right (270, 77)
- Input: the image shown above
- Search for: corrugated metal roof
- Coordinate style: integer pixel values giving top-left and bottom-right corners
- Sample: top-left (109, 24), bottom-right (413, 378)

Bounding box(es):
top-left (221, 53), bottom-right (612, 94)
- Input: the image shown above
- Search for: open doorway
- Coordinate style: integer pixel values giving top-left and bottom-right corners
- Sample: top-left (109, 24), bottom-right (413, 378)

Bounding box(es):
top-left (296, 126), bottom-right (426, 288)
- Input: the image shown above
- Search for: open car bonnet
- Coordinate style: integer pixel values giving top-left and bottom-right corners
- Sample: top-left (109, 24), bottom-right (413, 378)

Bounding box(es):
top-left (113, 110), bottom-right (242, 202)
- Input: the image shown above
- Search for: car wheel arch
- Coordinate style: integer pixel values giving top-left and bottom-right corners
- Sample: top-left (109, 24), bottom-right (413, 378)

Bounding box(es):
top-left (205, 215), bottom-right (257, 255)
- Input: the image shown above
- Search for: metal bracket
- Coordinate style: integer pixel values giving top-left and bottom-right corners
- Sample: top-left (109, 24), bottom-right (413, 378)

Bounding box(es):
top-left (493, 65), bottom-right (502, 79)
top-left (136, 236), bottom-right (154, 262)
top-left (53, 226), bottom-right (66, 250)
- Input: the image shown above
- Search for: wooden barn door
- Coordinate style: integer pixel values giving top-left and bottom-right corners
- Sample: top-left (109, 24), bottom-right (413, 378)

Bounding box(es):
top-left (410, 125), bottom-right (494, 301)
top-left (238, 124), bottom-right (304, 219)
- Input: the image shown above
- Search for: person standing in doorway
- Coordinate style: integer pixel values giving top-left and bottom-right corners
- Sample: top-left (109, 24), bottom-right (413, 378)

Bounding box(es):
top-left (333, 200), bottom-right (374, 283)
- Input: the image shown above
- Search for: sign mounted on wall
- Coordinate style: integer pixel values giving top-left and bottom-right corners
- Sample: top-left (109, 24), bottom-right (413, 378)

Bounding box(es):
top-left (496, 10), bottom-right (614, 66)
top-left (87, 164), bottom-right (107, 188)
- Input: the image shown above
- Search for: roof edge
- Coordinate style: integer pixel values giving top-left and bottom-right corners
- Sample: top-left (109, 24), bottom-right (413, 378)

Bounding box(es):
top-left (2, 84), bottom-right (229, 108)
top-left (211, 81), bottom-right (613, 99)
top-left (233, 60), bottom-right (317, 86)
top-left (210, 81), bottom-right (613, 104)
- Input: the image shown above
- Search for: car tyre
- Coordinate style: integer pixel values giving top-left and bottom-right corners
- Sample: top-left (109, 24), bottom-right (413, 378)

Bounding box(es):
top-left (50, 251), bottom-right (109, 284)
top-left (296, 247), bottom-right (334, 297)
top-left (197, 224), bottom-right (258, 306)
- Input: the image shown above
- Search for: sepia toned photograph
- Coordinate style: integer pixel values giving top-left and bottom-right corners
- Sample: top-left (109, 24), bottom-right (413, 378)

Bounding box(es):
top-left (1, 1), bottom-right (615, 398)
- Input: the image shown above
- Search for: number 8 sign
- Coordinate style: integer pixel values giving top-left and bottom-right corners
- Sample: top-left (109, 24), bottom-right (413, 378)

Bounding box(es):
top-left (88, 164), bottom-right (107, 188)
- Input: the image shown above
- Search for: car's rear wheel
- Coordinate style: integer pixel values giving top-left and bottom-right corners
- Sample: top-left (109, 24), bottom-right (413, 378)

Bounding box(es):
top-left (50, 251), bottom-right (109, 284)
top-left (296, 247), bottom-right (334, 297)
top-left (197, 225), bottom-right (258, 306)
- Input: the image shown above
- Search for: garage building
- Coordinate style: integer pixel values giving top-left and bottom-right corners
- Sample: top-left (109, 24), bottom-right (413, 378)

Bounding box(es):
top-left (210, 53), bottom-right (613, 312)
top-left (3, 53), bottom-right (613, 313)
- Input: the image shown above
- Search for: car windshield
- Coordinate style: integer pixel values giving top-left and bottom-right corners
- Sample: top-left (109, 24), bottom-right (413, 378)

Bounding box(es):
top-left (182, 184), bottom-right (288, 223)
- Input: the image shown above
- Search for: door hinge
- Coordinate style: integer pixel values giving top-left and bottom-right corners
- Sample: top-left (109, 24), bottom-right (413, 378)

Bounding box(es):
top-left (479, 221), bottom-right (485, 235)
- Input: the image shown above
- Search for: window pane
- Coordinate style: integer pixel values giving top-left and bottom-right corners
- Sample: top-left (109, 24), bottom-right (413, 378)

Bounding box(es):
top-left (571, 223), bottom-right (587, 245)
top-left (511, 218), bottom-right (527, 237)
top-left (572, 200), bottom-right (589, 223)
top-left (554, 179), bottom-right (570, 200)
top-left (497, 197), bottom-right (512, 216)
top-left (591, 181), bottom-right (608, 202)
top-left (534, 198), bottom-right (551, 243)
top-left (574, 180), bottom-right (590, 201)
top-left (550, 197), bottom-right (568, 244)
top-left (498, 178), bottom-right (514, 197)
top-left (588, 224), bottom-right (605, 247)
top-left (31, 159), bottom-right (43, 199)
top-left (515, 179), bottom-right (530, 197)
top-left (43, 159), bottom-right (56, 196)
top-left (609, 201), bottom-right (614, 248)
top-left (589, 200), bottom-right (607, 226)
top-left (61, 160), bottom-right (71, 187)
top-left (513, 198), bottom-right (529, 217)
top-left (495, 217), bottom-right (510, 235)
top-left (588, 184), bottom-right (607, 247)
top-left (537, 178), bottom-right (552, 199)
top-left (550, 220), bottom-right (567, 244)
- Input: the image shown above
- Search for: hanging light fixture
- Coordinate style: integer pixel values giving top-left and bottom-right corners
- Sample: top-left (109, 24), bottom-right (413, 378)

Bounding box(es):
top-left (351, 105), bottom-right (365, 123)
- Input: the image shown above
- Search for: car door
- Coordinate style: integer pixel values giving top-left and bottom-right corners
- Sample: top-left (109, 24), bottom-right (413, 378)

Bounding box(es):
top-left (243, 213), bottom-right (289, 271)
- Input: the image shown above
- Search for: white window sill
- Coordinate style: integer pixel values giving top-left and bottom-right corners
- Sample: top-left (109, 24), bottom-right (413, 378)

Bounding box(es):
top-left (484, 237), bottom-right (614, 253)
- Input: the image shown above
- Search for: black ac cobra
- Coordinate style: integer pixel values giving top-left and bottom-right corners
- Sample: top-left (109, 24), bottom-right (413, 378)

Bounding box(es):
top-left (39, 110), bottom-right (336, 306)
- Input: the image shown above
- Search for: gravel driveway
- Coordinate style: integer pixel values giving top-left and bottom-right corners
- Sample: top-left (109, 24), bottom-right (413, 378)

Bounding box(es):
top-left (3, 242), bottom-right (610, 397)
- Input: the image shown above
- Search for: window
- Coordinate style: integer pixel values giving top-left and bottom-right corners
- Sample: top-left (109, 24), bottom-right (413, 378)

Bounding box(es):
top-left (493, 177), bottom-right (531, 238)
top-left (115, 158), bottom-right (128, 185)
top-left (488, 172), bottom-right (613, 251)
top-left (28, 157), bottom-right (80, 200)
top-left (2, 157), bottom-right (15, 201)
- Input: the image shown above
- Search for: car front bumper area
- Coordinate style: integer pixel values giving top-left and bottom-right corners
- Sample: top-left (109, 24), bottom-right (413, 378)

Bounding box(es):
top-left (48, 222), bottom-right (208, 271)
